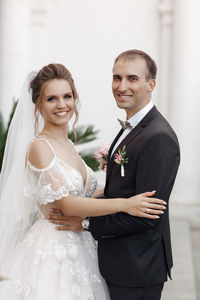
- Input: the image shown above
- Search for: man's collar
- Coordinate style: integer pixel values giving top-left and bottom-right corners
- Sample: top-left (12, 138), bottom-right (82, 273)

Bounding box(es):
top-left (127, 101), bottom-right (154, 127)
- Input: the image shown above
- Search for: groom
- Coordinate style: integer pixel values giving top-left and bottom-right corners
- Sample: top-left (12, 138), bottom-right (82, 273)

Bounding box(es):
top-left (49, 49), bottom-right (180, 300)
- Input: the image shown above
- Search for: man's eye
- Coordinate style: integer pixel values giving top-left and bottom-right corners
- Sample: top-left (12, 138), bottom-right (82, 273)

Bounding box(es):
top-left (129, 77), bottom-right (137, 81)
top-left (113, 76), bottom-right (121, 81)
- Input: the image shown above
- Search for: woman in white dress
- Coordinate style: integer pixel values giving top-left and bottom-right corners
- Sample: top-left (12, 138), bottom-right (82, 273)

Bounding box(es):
top-left (0, 64), bottom-right (165, 300)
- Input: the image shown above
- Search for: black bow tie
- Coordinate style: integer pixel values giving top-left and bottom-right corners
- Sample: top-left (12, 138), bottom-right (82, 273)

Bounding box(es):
top-left (117, 119), bottom-right (133, 130)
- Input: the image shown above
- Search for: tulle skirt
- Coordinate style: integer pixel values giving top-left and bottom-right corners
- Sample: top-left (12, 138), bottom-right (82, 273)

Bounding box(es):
top-left (0, 220), bottom-right (110, 300)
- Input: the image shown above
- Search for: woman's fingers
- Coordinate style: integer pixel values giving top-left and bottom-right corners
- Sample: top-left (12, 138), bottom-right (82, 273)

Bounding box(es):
top-left (146, 203), bottom-right (166, 210)
top-left (140, 192), bottom-right (167, 205)
top-left (127, 192), bottom-right (167, 218)
top-left (146, 197), bottom-right (167, 205)
top-left (142, 202), bottom-right (166, 217)
top-left (141, 191), bottom-right (156, 197)
top-left (142, 213), bottom-right (160, 219)
top-left (141, 195), bottom-right (167, 218)
top-left (144, 208), bottom-right (164, 215)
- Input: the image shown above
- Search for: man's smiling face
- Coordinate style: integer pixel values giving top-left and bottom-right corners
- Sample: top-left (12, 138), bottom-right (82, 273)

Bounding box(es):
top-left (112, 57), bottom-right (155, 119)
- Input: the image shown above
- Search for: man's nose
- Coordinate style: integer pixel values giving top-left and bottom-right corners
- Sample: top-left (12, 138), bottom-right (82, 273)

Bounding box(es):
top-left (118, 79), bottom-right (128, 91)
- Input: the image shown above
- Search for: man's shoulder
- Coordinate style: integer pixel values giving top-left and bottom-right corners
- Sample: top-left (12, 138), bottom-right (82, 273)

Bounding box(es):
top-left (148, 107), bottom-right (177, 136)
top-left (140, 108), bottom-right (179, 149)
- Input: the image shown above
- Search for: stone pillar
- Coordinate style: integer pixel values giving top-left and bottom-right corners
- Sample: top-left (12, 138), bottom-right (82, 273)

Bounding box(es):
top-left (169, 0), bottom-right (200, 204)
top-left (157, 0), bottom-right (173, 118)
top-left (0, 0), bottom-right (49, 125)
top-left (29, 0), bottom-right (48, 67)
top-left (0, 0), bottom-right (30, 124)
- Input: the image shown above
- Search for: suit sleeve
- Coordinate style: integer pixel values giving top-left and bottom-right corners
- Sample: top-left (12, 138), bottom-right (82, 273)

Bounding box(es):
top-left (89, 133), bottom-right (180, 240)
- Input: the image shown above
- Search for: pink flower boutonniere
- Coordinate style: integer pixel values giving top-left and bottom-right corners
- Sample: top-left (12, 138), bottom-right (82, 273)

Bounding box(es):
top-left (114, 145), bottom-right (128, 177)
top-left (94, 144), bottom-right (110, 171)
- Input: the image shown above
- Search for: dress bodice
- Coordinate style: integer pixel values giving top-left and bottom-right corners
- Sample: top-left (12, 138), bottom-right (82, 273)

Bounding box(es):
top-left (24, 137), bottom-right (97, 208)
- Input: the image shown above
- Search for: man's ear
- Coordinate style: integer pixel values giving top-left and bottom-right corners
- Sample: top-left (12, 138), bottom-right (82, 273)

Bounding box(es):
top-left (148, 79), bottom-right (156, 92)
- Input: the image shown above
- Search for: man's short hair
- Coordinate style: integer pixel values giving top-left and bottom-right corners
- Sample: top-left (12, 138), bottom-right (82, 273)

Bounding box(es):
top-left (114, 49), bottom-right (157, 80)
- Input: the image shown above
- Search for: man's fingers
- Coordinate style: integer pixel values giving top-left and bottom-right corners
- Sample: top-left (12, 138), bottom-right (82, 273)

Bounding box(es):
top-left (48, 214), bottom-right (68, 220)
top-left (55, 226), bottom-right (69, 231)
top-left (50, 208), bottom-right (64, 215)
top-left (50, 220), bottom-right (69, 225)
top-left (55, 225), bottom-right (84, 232)
top-left (48, 215), bottom-right (83, 221)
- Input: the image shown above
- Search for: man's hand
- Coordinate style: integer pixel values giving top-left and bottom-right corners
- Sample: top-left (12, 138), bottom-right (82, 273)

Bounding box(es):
top-left (48, 208), bottom-right (84, 232)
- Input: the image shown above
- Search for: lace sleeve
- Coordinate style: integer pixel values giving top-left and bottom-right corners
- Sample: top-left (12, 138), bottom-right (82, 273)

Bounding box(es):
top-left (24, 159), bottom-right (73, 205)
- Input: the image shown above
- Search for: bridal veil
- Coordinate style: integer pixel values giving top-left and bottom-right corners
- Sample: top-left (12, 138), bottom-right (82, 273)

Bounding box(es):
top-left (0, 71), bottom-right (39, 273)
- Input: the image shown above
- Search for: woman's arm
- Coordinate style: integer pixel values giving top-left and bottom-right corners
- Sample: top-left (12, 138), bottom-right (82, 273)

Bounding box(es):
top-left (92, 188), bottom-right (104, 198)
top-left (55, 191), bottom-right (165, 218)
top-left (28, 139), bottom-right (165, 220)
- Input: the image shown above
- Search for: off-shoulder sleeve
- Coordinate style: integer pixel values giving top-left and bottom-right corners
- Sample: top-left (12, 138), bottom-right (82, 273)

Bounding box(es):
top-left (24, 158), bottom-right (73, 205)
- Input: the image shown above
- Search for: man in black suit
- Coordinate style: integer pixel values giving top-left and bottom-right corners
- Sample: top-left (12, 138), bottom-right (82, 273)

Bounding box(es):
top-left (50, 50), bottom-right (180, 300)
top-left (87, 50), bottom-right (180, 299)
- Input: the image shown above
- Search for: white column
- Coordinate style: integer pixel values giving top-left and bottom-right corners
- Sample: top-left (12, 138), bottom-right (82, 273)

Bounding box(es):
top-left (0, 0), bottom-right (30, 124)
top-left (157, 0), bottom-right (173, 118)
top-left (29, 0), bottom-right (48, 67)
top-left (169, 0), bottom-right (200, 204)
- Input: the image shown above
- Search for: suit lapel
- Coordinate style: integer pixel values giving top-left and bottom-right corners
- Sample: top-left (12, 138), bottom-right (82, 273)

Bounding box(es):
top-left (105, 106), bottom-right (159, 187)
top-left (106, 128), bottom-right (124, 183)
top-left (114, 106), bottom-right (159, 153)
top-left (107, 128), bottom-right (124, 161)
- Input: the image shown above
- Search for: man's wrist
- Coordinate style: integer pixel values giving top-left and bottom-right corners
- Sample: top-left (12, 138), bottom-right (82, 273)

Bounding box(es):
top-left (81, 217), bottom-right (90, 231)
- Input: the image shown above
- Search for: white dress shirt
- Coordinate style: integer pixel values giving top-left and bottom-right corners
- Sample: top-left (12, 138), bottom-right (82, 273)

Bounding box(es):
top-left (111, 101), bottom-right (154, 157)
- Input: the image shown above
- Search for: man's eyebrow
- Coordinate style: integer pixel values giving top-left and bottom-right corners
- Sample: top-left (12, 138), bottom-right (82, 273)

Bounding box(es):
top-left (127, 74), bottom-right (139, 78)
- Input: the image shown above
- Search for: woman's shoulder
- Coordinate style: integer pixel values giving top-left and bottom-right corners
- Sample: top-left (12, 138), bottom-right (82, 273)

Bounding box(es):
top-left (27, 137), bottom-right (55, 170)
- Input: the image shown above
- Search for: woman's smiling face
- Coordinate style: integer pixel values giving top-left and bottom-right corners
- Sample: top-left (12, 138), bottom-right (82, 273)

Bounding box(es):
top-left (40, 79), bottom-right (75, 127)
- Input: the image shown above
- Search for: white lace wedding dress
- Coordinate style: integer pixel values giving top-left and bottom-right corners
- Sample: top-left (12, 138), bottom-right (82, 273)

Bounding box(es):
top-left (0, 138), bottom-right (110, 300)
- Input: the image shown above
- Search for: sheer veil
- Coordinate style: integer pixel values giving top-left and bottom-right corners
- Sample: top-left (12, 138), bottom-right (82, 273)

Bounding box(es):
top-left (0, 71), bottom-right (40, 274)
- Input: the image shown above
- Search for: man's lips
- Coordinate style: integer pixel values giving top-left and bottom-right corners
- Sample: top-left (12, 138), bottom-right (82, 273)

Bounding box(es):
top-left (116, 93), bottom-right (133, 99)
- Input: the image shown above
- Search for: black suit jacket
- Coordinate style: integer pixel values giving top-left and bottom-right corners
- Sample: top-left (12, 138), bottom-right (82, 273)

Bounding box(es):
top-left (90, 106), bottom-right (180, 287)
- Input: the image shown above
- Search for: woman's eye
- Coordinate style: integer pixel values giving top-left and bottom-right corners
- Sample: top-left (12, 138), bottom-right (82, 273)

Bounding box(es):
top-left (64, 94), bottom-right (72, 99)
top-left (47, 97), bottom-right (55, 102)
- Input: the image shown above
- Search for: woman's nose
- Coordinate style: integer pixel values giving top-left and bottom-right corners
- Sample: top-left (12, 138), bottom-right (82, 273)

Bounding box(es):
top-left (57, 98), bottom-right (66, 108)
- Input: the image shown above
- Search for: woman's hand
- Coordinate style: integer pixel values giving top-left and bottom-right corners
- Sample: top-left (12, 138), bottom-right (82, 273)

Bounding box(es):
top-left (123, 191), bottom-right (166, 219)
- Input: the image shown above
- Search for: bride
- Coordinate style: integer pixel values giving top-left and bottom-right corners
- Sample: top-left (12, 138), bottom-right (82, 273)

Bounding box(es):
top-left (0, 63), bottom-right (165, 299)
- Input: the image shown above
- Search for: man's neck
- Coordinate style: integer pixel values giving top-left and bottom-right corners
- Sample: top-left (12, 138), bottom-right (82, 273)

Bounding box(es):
top-left (126, 101), bottom-right (151, 120)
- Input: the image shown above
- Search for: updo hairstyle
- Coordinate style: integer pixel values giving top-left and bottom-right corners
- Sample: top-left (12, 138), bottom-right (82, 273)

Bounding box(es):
top-left (30, 63), bottom-right (79, 138)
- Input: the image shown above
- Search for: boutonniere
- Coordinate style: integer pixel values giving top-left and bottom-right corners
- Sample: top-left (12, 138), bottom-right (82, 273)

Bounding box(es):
top-left (114, 145), bottom-right (128, 177)
top-left (94, 144), bottom-right (110, 171)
